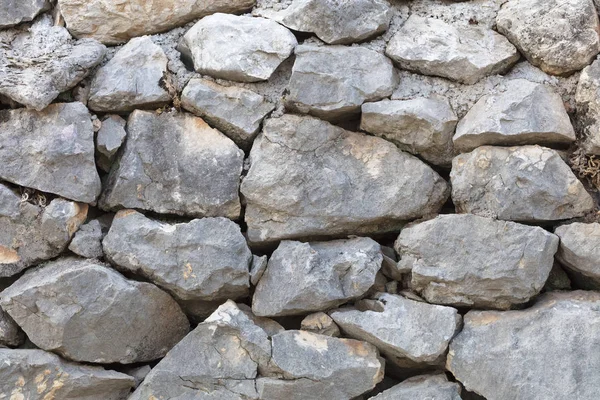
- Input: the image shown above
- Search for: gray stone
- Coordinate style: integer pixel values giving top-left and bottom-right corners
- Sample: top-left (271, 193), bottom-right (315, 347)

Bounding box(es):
top-left (0, 16), bottom-right (106, 110)
top-left (250, 255), bottom-right (268, 286)
top-left (360, 97), bottom-right (458, 166)
top-left (252, 238), bottom-right (382, 317)
top-left (576, 59), bottom-right (600, 155)
top-left (301, 312), bottom-right (340, 337)
top-left (181, 78), bottom-right (275, 149)
top-left (369, 374), bottom-right (462, 400)
top-left (447, 291), bottom-right (600, 400)
top-left (496, 0), bottom-right (600, 75)
top-left (68, 219), bottom-right (104, 259)
top-left (454, 79), bottom-right (576, 152)
top-left (88, 36), bottom-right (171, 112)
top-left (451, 145), bottom-right (594, 222)
top-left (96, 115), bottom-right (127, 172)
top-left (100, 110), bottom-right (243, 218)
top-left (555, 222), bottom-right (600, 287)
top-left (0, 257), bottom-right (190, 364)
top-left (121, 365), bottom-right (152, 389)
top-left (385, 15), bottom-right (519, 85)
top-left (543, 263), bottom-right (572, 292)
top-left (103, 209), bottom-right (252, 319)
top-left (0, 102), bottom-right (101, 203)
top-left (394, 214), bottom-right (558, 309)
top-left (241, 114), bottom-right (449, 244)
top-left (0, 0), bottom-right (50, 28)
top-left (330, 293), bottom-right (461, 368)
top-left (179, 13), bottom-right (297, 82)
top-left (0, 308), bottom-right (24, 347)
top-left (286, 44), bottom-right (398, 121)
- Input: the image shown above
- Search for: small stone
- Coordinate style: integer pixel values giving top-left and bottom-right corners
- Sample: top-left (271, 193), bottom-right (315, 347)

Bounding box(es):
top-left (555, 222), bottom-right (600, 288)
top-left (0, 308), bottom-right (24, 347)
top-left (369, 374), bottom-right (462, 400)
top-left (301, 312), bottom-right (340, 337)
top-left (575, 59), bottom-right (600, 155)
top-left (68, 219), bottom-right (104, 259)
top-left (96, 115), bottom-right (127, 172)
top-left (250, 255), bottom-right (268, 286)
top-left (543, 263), bottom-right (572, 292)
top-left (0, 0), bottom-right (49, 28)
top-left (121, 365), bottom-right (152, 389)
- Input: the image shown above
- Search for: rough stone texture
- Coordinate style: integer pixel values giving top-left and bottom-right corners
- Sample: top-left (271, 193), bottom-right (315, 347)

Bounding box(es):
top-left (181, 78), bottom-right (275, 149)
top-left (88, 36), bottom-right (171, 112)
top-left (447, 291), bottom-right (600, 400)
top-left (179, 13), bottom-right (297, 82)
top-left (0, 0), bottom-right (50, 28)
top-left (250, 255), bottom-right (268, 286)
top-left (451, 146), bottom-right (595, 222)
top-left (369, 374), bottom-right (462, 400)
top-left (301, 312), bottom-right (340, 337)
top-left (0, 349), bottom-right (134, 399)
top-left (454, 79), bottom-right (576, 152)
top-left (395, 214), bottom-right (558, 309)
top-left (103, 210), bottom-right (252, 319)
top-left (122, 365), bottom-right (152, 388)
top-left (285, 44), bottom-right (398, 121)
top-left (496, 0), bottom-right (600, 75)
top-left (0, 16), bottom-right (106, 111)
top-left (543, 263), bottom-right (572, 292)
top-left (555, 223), bottom-right (600, 288)
top-left (100, 110), bottom-right (244, 219)
top-left (330, 293), bottom-right (461, 368)
top-left (0, 102), bottom-right (101, 203)
top-left (252, 238), bottom-right (382, 317)
top-left (576, 59), bottom-right (600, 155)
top-left (96, 115), bottom-right (127, 172)
top-left (0, 257), bottom-right (190, 364)
top-left (0, 308), bottom-right (24, 347)
top-left (58, 0), bottom-right (256, 44)
top-left (360, 97), bottom-right (458, 166)
top-left (68, 219), bottom-right (104, 258)
top-left (241, 115), bottom-right (449, 244)
top-left (385, 15), bottom-right (519, 85)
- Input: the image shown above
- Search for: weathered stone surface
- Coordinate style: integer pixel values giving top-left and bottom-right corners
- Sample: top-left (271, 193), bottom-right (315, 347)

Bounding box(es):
top-left (555, 222), bottom-right (600, 287)
top-left (252, 238), bottom-right (382, 317)
top-left (576, 59), bottom-right (600, 155)
top-left (448, 291), bottom-right (600, 400)
top-left (179, 13), bottom-right (297, 82)
top-left (331, 293), bottom-right (461, 368)
top-left (451, 146), bottom-right (594, 222)
top-left (285, 44), bottom-right (398, 121)
top-left (543, 263), bottom-right (572, 292)
top-left (100, 110), bottom-right (243, 218)
top-left (103, 210), bottom-right (252, 319)
top-left (0, 308), bottom-right (24, 347)
top-left (0, 349), bottom-right (134, 399)
top-left (496, 0), bottom-right (600, 75)
top-left (0, 0), bottom-right (49, 28)
top-left (0, 183), bottom-right (88, 277)
top-left (301, 312), bottom-right (340, 337)
top-left (96, 114), bottom-right (127, 172)
top-left (241, 114), bottom-right (449, 244)
top-left (122, 365), bottom-right (152, 389)
top-left (88, 36), bottom-right (171, 112)
top-left (361, 97), bottom-right (458, 166)
top-left (181, 78), bottom-right (275, 149)
top-left (68, 219), bottom-right (104, 258)
top-left (250, 255), bottom-right (268, 286)
top-left (255, 0), bottom-right (392, 44)
top-left (0, 102), bottom-right (101, 203)
top-left (369, 374), bottom-right (462, 400)
top-left (0, 16), bottom-right (106, 110)
top-left (58, 0), bottom-right (256, 44)
top-left (395, 214), bottom-right (558, 309)
top-left (0, 257), bottom-right (190, 364)
top-left (385, 15), bottom-right (519, 85)
top-left (454, 79), bottom-right (576, 152)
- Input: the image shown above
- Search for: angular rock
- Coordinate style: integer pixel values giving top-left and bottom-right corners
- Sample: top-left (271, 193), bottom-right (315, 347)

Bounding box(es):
top-left (286, 44), bottom-right (398, 121)
top-left (0, 257), bottom-right (190, 364)
top-left (454, 79), bottom-right (576, 152)
top-left (122, 365), bottom-right (152, 389)
top-left (58, 0), bottom-right (256, 44)
top-left (451, 146), bottom-right (594, 222)
top-left (385, 15), bottom-right (519, 85)
top-left (96, 114), bottom-right (127, 172)
top-left (0, 102), bottom-right (101, 203)
top-left (252, 238), bottom-right (382, 317)
top-left (88, 36), bottom-right (171, 112)
top-left (241, 114), bottom-right (449, 244)
top-left (0, 0), bottom-right (49, 28)
top-left (369, 374), bottom-right (462, 400)
top-left (301, 312), bottom-right (340, 337)
top-left (250, 255), bottom-right (268, 286)
top-left (576, 59), bottom-right (600, 155)
top-left (103, 210), bottom-right (252, 319)
top-left (496, 0), bottom-right (600, 75)
top-left (360, 97), bottom-right (458, 166)
top-left (0, 16), bottom-right (106, 110)
top-left (448, 291), bottom-right (600, 399)
top-left (100, 110), bottom-right (243, 218)
top-left (179, 13), bottom-right (297, 82)
top-left (330, 293), bottom-right (461, 368)
top-left (0, 308), bottom-right (24, 347)
top-left (555, 222), bottom-right (600, 287)
top-left (68, 219), bottom-right (104, 258)
top-left (543, 263), bottom-right (572, 292)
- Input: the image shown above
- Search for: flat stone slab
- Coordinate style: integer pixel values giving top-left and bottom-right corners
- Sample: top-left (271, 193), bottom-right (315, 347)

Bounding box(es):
top-left (555, 222), bottom-right (600, 288)
top-left (369, 374), bottom-right (462, 400)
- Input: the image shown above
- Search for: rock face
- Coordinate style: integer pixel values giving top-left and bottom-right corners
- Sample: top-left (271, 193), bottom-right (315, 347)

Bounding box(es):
top-left (301, 312), bottom-right (340, 337)
top-left (454, 79), bottom-right (576, 152)
top-left (103, 210), bottom-right (252, 319)
top-left (241, 114), bottom-right (449, 244)
top-left (179, 13), bottom-right (297, 82)
top-left (68, 219), bottom-right (104, 258)
top-left (330, 293), bottom-right (461, 368)
top-left (369, 374), bottom-right (462, 400)
top-left (394, 214), bottom-right (558, 309)
top-left (385, 16), bottom-right (519, 84)
top-left (0, 16), bottom-right (106, 110)
top-left (576, 59), bottom-right (600, 155)
top-left (88, 36), bottom-right (171, 112)
top-left (496, 0), bottom-right (600, 75)
top-left (285, 44), bottom-right (398, 121)
top-left (57, 0), bottom-right (256, 44)
top-left (448, 291), bottom-right (600, 400)
top-left (100, 110), bottom-right (243, 218)
top-left (555, 223), bottom-right (600, 287)
top-left (96, 115), bottom-right (127, 172)
top-left (252, 238), bottom-right (382, 317)
top-left (0, 103), bottom-right (101, 203)
top-left (451, 146), bottom-right (594, 222)
top-left (0, 258), bottom-right (190, 364)
top-left (0, 308), bottom-right (24, 347)
top-left (360, 97), bottom-right (458, 166)
top-left (0, 0), bottom-right (49, 28)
